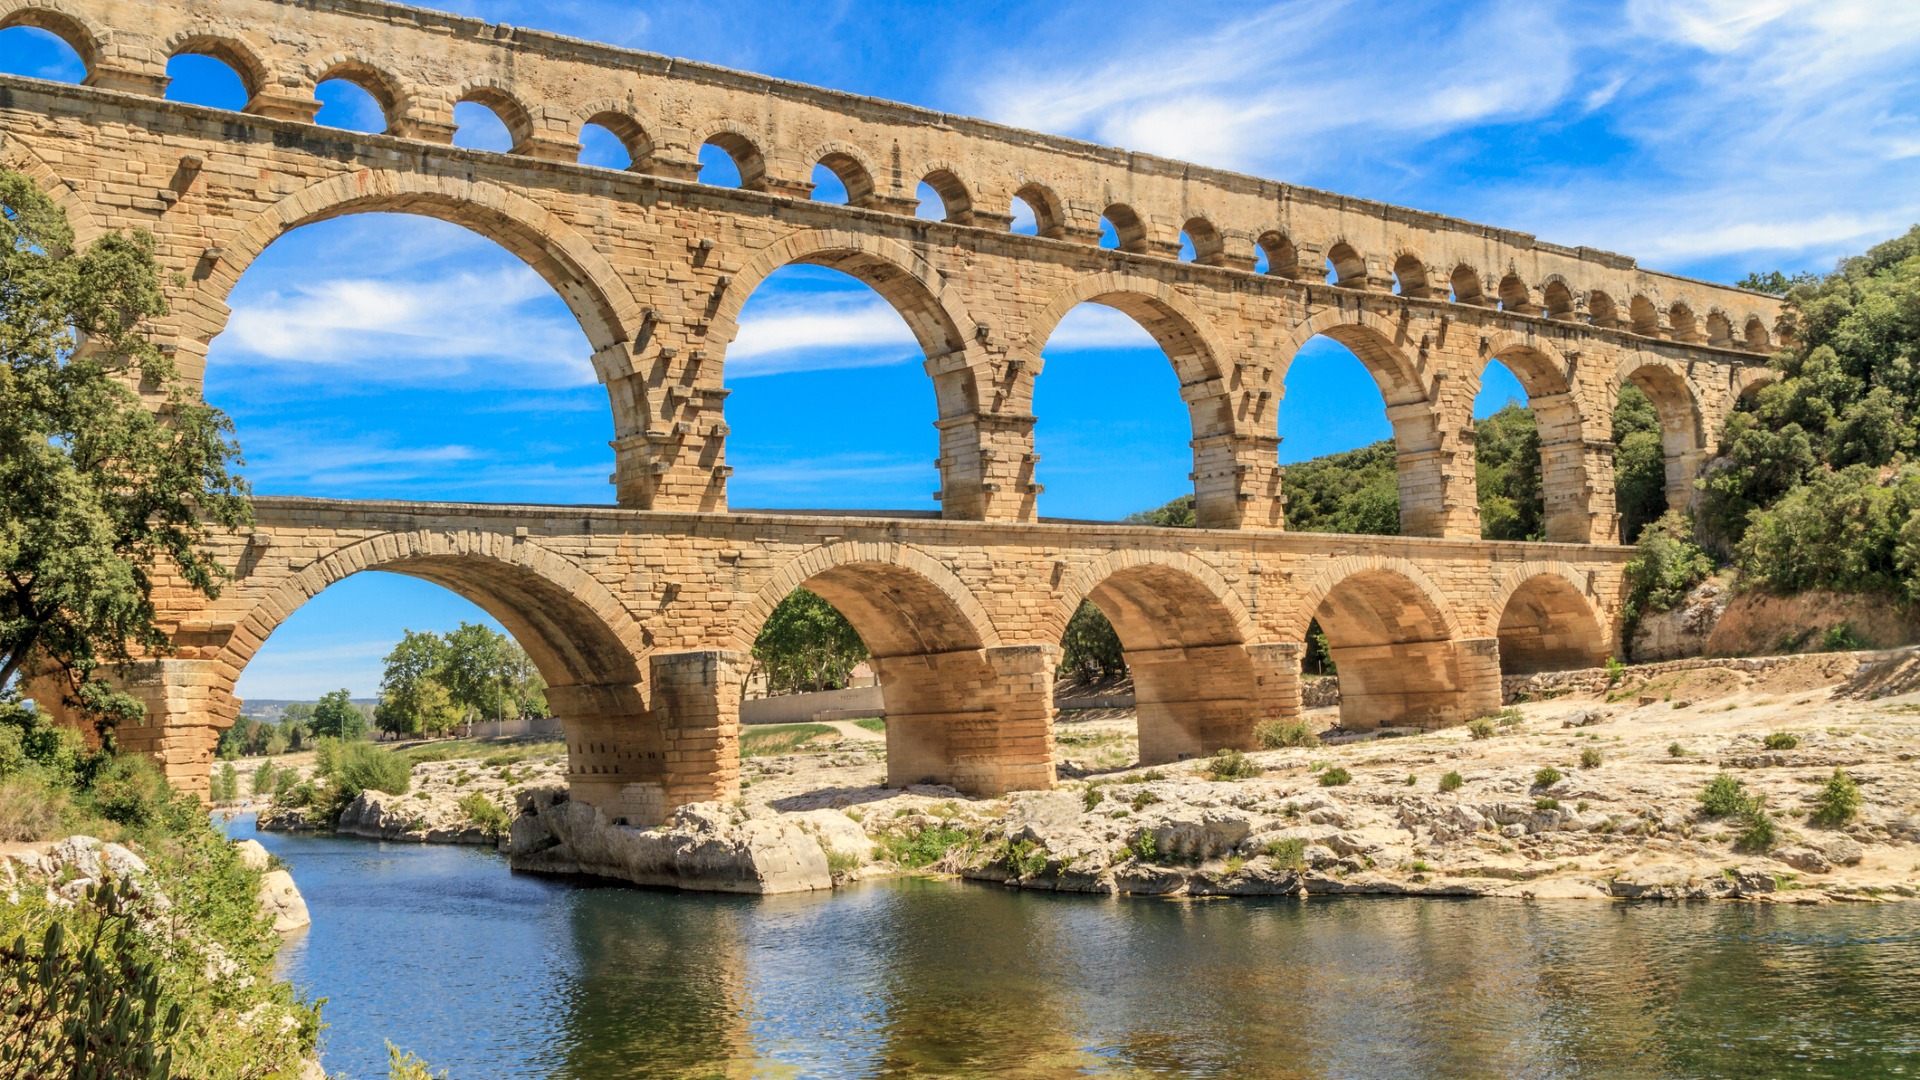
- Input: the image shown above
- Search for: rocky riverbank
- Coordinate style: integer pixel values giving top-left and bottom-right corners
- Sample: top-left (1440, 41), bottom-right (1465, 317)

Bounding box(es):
top-left (264, 650), bottom-right (1920, 903)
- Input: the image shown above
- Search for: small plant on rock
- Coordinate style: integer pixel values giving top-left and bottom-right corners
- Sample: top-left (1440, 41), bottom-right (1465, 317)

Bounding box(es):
top-left (1467, 718), bottom-right (1496, 741)
top-left (1763, 731), bottom-right (1800, 751)
top-left (1438, 771), bottom-right (1464, 793)
top-left (1580, 747), bottom-right (1604, 769)
top-left (1495, 708), bottom-right (1525, 729)
top-left (1254, 719), bottom-right (1320, 749)
top-left (1205, 748), bottom-right (1262, 781)
top-left (1404, 774), bottom-right (1417, 787)
top-left (1081, 785), bottom-right (1107, 811)
top-left (457, 791), bottom-right (511, 841)
top-left (1318, 767), bottom-right (1351, 787)
top-left (1604, 656), bottom-right (1626, 687)
top-left (1533, 767), bottom-right (1563, 789)
top-left (1811, 769), bottom-right (1862, 827)
top-left (1699, 773), bottom-right (1756, 818)
top-left (1263, 836), bottom-right (1307, 870)
top-left (1130, 789), bottom-right (1160, 811)
top-left (1127, 831), bottom-right (1159, 862)
top-left (1735, 810), bottom-right (1777, 853)
top-left (1668, 742), bottom-right (1688, 758)
top-left (1535, 797), bottom-right (1561, 811)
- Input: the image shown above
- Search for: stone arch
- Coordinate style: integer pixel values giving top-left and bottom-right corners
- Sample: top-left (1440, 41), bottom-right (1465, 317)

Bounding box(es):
top-left (179, 170), bottom-right (643, 385)
top-left (1011, 181), bottom-right (1066, 238)
top-left (1047, 548), bottom-right (1254, 647)
top-left (1743, 314), bottom-right (1772, 351)
top-left (1497, 271), bottom-right (1533, 312)
top-left (1287, 555), bottom-right (1461, 643)
top-left (1392, 252), bottom-right (1430, 297)
top-left (0, 2), bottom-right (100, 72)
top-left (306, 55), bottom-right (408, 130)
top-left (809, 139), bottom-right (880, 207)
top-left (1704, 308), bottom-right (1734, 347)
top-left (1493, 564), bottom-right (1611, 674)
top-left (1101, 202), bottom-right (1149, 253)
top-left (1181, 216), bottom-right (1224, 265)
top-left (694, 120), bottom-right (769, 190)
top-left (709, 227), bottom-right (974, 373)
top-left (1027, 271), bottom-right (1230, 388)
top-left (1475, 338), bottom-right (1586, 543)
top-left (1450, 264), bottom-right (1488, 306)
top-left (1542, 278), bottom-right (1577, 319)
top-left (1326, 240), bottom-right (1367, 287)
top-left (1589, 290), bottom-right (1620, 328)
top-left (572, 100), bottom-right (656, 170)
top-left (730, 541), bottom-right (1000, 657)
top-left (162, 29), bottom-right (271, 102)
top-left (1629, 294), bottom-right (1661, 335)
top-left (1278, 306), bottom-right (1430, 406)
top-left (917, 164), bottom-right (972, 222)
top-left (1050, 548), bottom-right (1261, 764)
top-left (453, 77), bottom-right (536, 150)
top-left (1289, 557), bottom-right (1485, 730)
top-left (1668, 300), bottom-right (1699, 341)
top-left (0, 127), bottom-right (101, 247)
top-left (1256, 230), bottom-right (1296, 275)
top-left (1616, 355), bottom-right (1707, 514)
top-left (214, 530), bottom-right (646, 691)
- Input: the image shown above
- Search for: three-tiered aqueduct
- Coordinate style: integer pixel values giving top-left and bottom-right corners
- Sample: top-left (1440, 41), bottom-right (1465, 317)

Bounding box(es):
top-left (5, 0), bottom-right (1783, 818)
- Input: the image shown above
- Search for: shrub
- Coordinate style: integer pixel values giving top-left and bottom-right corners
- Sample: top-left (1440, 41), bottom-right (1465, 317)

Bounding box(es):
top-left (1204, 748), bottom-right (1262, 781)
top-left (876, 824), bottom-right (971, 869)
top-left (1438, 771), bottom-right (1464, 793)
top-left (1263, 836), bottom-right (1307, 870)
top-left (387, 1043), bottom-right (451, 1080)
top-left (251, 760), bottom-right (277, 799)
top-left (1699, 773), bottom-right (1758, 818)
top-left (1254, 719), bottom-right (1319, 749)
top-left (1404, 774), bottom-right (1417, 787)
top-left (457, 791), bottom-right (511, 841)
top-left (1811, 769), bottom-right (1862, 827)
top-left (1605, 655), bottom-right (1627, 687)
top-left (0, 776), bottom-right (67, 842)
top-left (1762, 731), bottom-right (1800, 750)
top-left (1002, 838), bottom-right (1048, 878)
top-left (1535, 797), bottom-right (1561, 811)
top-left (1495, 708), bottom-right (1525, 729)
top-left (1668, 742), bottom-right (1688, 758)
top-left (329, 742), bottom-right (411, 798)
top-left (1466, 718), bottom-right (1496, 740)
top-left (86, 755), bottom-right (195, 836)
top-left (1735, 811), bottom-right (1777, 853)
top-left (1318, 767), bottom-right (1351, 787)
top-left (1579, 748), bottom-right (1604, 769)
top-left (1533, 767), bottom-right (1563, 789)
top-left (1081, 785), bottom-right (1106, 811)
top-left (1126, 831), bottom-right (1158, 862)
top-left (1621, 511), bottom-right (1715, 631)
top-left (1822, 623), bottom-right (1867, 652)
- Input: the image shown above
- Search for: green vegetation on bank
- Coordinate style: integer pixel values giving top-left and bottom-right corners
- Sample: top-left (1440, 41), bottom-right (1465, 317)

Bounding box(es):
top-left (751, 588), bottom-right (869, 694)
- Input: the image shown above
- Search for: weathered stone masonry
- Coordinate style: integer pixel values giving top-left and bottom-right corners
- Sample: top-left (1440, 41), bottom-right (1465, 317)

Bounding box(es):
top-left (0, 0), bottom-right (1773, 813)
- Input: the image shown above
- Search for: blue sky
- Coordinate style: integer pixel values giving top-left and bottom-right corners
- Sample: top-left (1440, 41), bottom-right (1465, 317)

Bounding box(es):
top-left (6, 0), bottom-right (1919, 699)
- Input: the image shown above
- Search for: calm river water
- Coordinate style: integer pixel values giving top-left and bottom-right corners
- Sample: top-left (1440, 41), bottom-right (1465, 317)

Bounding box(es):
top-left (225, 814), bottom-right (1920, 1079)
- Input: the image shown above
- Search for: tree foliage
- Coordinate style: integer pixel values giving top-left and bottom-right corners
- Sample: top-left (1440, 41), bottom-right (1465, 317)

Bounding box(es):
top-left (373, 624), bottom-right (543, 736)
top-left (1475, 403), bottom-right (1543, 541)
top-left (751, 589), bottom-right (868, 695)
top-left (1701, 226), bottom-right (1920, 591)
top-left (0, 169), bottom-right (249, 731)
top-left (1058, 600), bottom-right (1125, 684)
top-left (1612, 383), bottom-right (1668, 543)
top-left (1281, 441), bottom-right (1401, 535)
top-left (311, 687), bottom-right (368, 741)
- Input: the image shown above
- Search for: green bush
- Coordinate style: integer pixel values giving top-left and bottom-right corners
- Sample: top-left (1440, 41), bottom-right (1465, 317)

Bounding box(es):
top-left (1822, 623), bottom-right (1868, 651)
top-left (1535, 797), bottom-right (1561, 811)
top-left (208, 763), bottom-right (239, 805)
top-left (1736, 465), bottom-right (1920, 602)
top-left (1204, 748), bottom-right (1262, 781)
top-left (1263, 836), bottom-right (1307, 870)
top-left (1668, 741), bottom-right (1688, 758)
top-left (329, 742), bottom-right (411, 799)
top-left (1621, 512), bottom-right (1715, 637)
top-left (1438, 771), bottom-right (1464, 793)
top-left (1700, 773), bottom-right (1758, 818)
top-left (250, 760), bottom-right (276, 799)
top-left (1579, 747), bottom-right (1604, 769)
top-left (875, 824), bottom-right (971, 869)
top-left (1318, 767), bottom-right (1351, 787)
top-left (1533, 767), bottom-right (1563, 789)
top-left (1762, 731), bottom-right (1800, 750)
top-left (1812, 769), bottom-right (1862, 827)
top-left (1466, 718), bottom-right (1496, 740)
top-left (457, 791), bottom-right (511, 841)
top-left (1254, 719), bottom-right (1319, 749)
top-left (1494, 708), bottom-right (1525, 729)
top-left (1735, 812), bottom-right (1777, 853)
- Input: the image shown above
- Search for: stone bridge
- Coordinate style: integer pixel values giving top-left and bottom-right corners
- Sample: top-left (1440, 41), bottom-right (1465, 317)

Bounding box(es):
top-left (125, 498), bottom-right (1631, 820)
top-left (0, 0), bottom-right (1779, 811)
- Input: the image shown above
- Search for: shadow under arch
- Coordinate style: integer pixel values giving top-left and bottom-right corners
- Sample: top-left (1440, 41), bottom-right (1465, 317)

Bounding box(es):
top-left (1278, 307), bottom-right (1457, 537)
top-left (735, 542), bottom-right (1048, 794)
top-left (213, 528), bottom-right (650, 809)
top-left (179, 171), bottom-right (644, 383)
top-left (1290, 557), bottom-right (1495, 730)
top-left (1051, 550), bottom-right (1262, 764)
top-left (1492, 564), bottom-right (1611, 675)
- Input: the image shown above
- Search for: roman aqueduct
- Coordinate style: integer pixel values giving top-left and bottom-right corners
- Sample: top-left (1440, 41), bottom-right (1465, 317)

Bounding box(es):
top-left (3, 0), bottom-right (1783, 817)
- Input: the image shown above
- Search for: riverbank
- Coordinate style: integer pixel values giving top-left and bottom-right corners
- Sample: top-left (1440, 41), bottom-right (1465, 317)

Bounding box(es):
top-left (255, 649), bottom-right (1920, 903)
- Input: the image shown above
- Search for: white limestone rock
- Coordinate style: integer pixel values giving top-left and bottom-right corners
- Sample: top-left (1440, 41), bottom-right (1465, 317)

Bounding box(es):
top-left (507, 790), bottom-right (832, 894)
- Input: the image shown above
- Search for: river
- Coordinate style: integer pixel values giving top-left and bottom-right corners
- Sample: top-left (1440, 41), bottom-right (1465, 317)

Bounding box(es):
top-left (225, 814), bottom-right (1920, 1079)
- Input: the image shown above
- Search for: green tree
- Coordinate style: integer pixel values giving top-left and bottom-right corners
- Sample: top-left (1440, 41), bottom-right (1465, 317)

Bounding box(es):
top-left (373, 630), bottom-right (450, 736)
top-left (0, 169), bottom-right (250, 732)
top-left (1123, 494), bottom-right (1196, 527)
top-left (1612, 383), bottom-right (1668, 543)
top-left (438, 622), bottom-right (546, 722)
top-left (310, 688), bottom-right (366, 741)
top-left (751, 589), bottom-right (869, 695)
top-left (1281, 441), bottom-right (1402, 535)
top-left (1475, 402), bottom-right (1543, 541)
